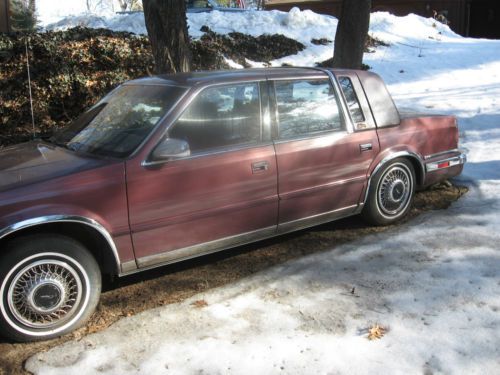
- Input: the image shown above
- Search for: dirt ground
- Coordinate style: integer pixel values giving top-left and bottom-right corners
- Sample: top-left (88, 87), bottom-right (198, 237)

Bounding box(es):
top-left (0, 182), bottom-right (467, 375)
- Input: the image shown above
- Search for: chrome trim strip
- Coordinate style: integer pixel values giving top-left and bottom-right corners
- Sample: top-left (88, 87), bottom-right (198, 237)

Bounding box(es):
top-left (0, 215), bottom-right (122, 273)
top-left (134, 226), bottom-right (277, 270)
top-left (318, 68), bottom-right (356, 134)
top-left (279, 176), bottom-right (365, 200)
top-left (362, 151), bottom-right (425, 206)
top-left (426, 153), bottom-right (466, 172)
top-left (424, 148), bottom-right (461, 160)
top-left (121, 203), bottom-right (361, 277)
top-left (277, 205), bottom-right (358, 233)
top-left (120, 260), bottom-right (138, 273)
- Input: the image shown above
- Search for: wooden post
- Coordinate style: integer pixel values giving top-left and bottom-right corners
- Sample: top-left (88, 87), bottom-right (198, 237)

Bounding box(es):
top-left (0, 0), bottom-right (10, 33)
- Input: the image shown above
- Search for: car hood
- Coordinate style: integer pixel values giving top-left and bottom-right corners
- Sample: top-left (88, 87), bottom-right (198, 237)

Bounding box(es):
top-left (0, 141), bottom-right (107, 192)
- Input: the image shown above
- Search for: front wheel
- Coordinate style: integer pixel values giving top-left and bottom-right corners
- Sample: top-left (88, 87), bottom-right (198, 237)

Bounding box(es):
top-left (0, 235), bottom-right (101, 342)
top-left (362, 158), bottom-right (416, 226)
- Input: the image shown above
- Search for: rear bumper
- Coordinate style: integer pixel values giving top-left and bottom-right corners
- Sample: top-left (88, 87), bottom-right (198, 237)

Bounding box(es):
top-left (423, 150), bottom-right (466, 186)
top-left (425, 152), bottom-right (467, 172)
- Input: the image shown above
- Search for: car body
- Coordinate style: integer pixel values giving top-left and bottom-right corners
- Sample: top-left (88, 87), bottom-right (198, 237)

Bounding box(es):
top-left (186, 0), bottom-right (247, 13)
top-left (0, 67), bottom-right (466, 341)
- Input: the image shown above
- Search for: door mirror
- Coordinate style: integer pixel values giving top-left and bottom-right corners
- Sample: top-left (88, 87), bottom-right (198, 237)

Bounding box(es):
top-left (152, 138), bottom-right (191, 161)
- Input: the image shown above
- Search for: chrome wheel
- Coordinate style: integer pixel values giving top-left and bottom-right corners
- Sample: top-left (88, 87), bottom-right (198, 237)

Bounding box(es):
top-left (377, 164), bottom-right (413, 218)
top-left (0, 246), bottom-right (98, 341)
top-left (8, 260), bottom-right (82, 329)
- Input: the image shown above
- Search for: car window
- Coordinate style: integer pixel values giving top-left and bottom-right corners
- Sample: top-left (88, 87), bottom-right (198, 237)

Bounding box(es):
top-left (338, 77), bottom-right (365, 124)
top-left (170, 83), bottom-right (262, 153)
top-left (274, 79), bottom-right (343, 139)
top-left (53, 85), bottom-right (186, 159)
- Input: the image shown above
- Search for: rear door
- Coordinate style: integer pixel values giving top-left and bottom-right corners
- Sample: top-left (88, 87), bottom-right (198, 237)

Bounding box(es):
top-left (271, 72), bottom-right (379, 230)
top-left (126, 81), bottom-right (278, 266)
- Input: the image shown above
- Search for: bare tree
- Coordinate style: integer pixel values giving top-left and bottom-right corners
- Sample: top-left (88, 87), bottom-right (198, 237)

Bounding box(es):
top-left (143, 0), bottom-right (191, 74)
top-left (332, 0), bottom-right (371, 69)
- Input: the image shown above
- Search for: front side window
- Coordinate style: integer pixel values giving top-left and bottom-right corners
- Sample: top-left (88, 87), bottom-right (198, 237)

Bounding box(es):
top-left (275, 79), bottom-right (343, 139)
top-left (170, 83), bottom-right (261, 153)
top-left (52, 85), bottom-right (186, 158)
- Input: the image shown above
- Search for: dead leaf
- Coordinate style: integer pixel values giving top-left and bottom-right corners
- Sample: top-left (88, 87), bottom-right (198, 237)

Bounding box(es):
top-left (191, 300), bottom-right (208, 308)
top-left (367, 323), bottom-right (386, 340)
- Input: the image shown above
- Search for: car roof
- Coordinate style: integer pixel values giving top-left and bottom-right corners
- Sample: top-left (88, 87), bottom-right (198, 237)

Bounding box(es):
top-left (124, 67), bottom-right (346, 89)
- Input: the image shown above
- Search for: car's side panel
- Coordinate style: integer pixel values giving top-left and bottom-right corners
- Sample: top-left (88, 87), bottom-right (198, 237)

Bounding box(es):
top-left (0, 162), bottom-right (135, 267)
top-left (374, 115), bottom-right (463, 186)
top-left (274, 130), bottom-right (380, 224)
top-left (126, 145), bottom-right (279, 260)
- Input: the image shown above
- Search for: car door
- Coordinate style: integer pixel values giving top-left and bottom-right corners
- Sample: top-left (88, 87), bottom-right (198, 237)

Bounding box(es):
top-left (270, 73), bottom-right (380, 231)
top-left (126, 81), bottom-right (278, 267)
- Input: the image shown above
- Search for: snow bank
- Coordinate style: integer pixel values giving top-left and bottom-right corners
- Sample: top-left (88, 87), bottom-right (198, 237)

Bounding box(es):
top-left (43, 8), bottom-right (464, 68)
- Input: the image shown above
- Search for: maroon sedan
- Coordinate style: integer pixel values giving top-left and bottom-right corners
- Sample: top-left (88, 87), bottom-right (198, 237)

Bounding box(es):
top-left (0, 68), bottom-right (465, 341)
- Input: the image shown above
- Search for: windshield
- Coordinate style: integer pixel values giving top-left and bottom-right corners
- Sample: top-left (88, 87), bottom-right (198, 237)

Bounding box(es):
top-left (52, 84), bottom-right (186, 158)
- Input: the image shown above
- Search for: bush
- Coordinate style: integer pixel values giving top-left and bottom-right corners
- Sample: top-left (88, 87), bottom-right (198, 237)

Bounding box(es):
top-left (0, 27), bottom-right (304, 146)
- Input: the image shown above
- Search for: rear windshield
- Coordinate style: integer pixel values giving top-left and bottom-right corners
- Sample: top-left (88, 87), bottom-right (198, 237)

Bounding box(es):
top-left (52, 84), bottom-right (186, 158)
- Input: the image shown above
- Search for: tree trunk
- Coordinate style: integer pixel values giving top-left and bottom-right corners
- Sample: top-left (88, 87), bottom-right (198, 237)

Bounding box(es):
top-left (332, 0), bottom-right (371, 69)
top-left (143, 0), bottom-right (192, 74)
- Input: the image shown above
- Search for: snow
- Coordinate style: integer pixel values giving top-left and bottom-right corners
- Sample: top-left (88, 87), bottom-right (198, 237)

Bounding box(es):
top-left (26, 8), bottom-right (500, 375)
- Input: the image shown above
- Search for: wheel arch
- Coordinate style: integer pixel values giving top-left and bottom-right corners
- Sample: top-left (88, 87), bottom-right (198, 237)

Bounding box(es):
top-left (0, 216), bottom-right (121, 275)
top-left (362, 151), bottom-right (425, 206)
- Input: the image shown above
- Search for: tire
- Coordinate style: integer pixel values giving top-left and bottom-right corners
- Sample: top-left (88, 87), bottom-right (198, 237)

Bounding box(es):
top-left (0, 234), bottom-right (101, 342)
top-left (362, 158), bottom-right (416, 226)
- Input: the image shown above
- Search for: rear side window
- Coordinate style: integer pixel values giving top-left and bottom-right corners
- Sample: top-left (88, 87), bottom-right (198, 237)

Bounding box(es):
top-left (338, 77), bottom-right (365, 124)
top-left (170, 83), bottom-right (261, 153)
top-left (274, 79), bottom-right (343, 139)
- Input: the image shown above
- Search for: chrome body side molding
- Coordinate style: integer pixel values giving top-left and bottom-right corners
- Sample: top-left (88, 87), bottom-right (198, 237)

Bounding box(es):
top-left (130, 226), bottom-right (277, 274)
top-left (277, 205), bottom-right (358, 233)
top-left (0, 215), bottom-right (122, 273)
top-left (122, 204), bottom-right (361, 277)
top-left (426, 153), bottom-right (466, 172)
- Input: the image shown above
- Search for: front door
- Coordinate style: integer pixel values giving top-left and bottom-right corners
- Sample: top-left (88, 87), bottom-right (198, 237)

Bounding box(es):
top-left (126, 82), bottom-right (278, 266)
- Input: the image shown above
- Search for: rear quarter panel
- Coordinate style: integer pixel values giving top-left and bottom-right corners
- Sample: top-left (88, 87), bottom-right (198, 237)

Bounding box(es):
top-left (375, 115), bottom-right (462, 186)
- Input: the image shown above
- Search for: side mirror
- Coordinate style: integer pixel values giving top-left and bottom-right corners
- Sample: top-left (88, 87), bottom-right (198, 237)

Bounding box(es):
top-left (151, 138), bottom-right (190, 161)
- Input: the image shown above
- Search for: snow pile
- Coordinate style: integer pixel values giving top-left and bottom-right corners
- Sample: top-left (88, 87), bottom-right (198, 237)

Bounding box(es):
top-left (43, 8), bottom-right (465, 68)
top-left (43, 7), bottom-right (339, 68)
top-left (26, 9), bottom-right (500, 375)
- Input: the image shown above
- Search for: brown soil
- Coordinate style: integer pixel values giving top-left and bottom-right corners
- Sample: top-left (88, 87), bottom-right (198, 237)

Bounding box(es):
top-left (0, 182), bottom-right (467, 375)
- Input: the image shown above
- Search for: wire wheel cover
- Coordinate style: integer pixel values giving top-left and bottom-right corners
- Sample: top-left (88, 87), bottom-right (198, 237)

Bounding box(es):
top-left (7, 260), bottom-right (82, 329)
top-left (377, 165), bottom-right (412, 216)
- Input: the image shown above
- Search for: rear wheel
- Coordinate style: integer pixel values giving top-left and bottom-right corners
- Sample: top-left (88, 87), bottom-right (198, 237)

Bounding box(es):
top-left (362, 158), bottom-right (415, 225)
top-left (0, 235), bottom-right (101, 342)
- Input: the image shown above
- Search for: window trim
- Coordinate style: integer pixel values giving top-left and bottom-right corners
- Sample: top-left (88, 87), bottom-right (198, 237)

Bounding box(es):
top-left (271, 77), bottom-right (347, 141)
top-left (143, 80), bottom-right (268, 167)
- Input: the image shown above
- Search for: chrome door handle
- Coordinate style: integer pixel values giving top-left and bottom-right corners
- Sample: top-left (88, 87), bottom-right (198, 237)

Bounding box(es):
top-left (360, 143), bottom-right (373, 152)
top-left (252, 161), bottom-right (269, 173)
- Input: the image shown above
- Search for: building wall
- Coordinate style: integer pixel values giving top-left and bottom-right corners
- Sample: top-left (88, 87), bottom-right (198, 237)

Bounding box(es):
top-left (265, 0), bottom-right (499, 38)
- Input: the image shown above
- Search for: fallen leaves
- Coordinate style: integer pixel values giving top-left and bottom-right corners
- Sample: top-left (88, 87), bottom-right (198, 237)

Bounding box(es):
top-left (191, 300), bottom-right (208, 309)
top-left (367, 323), bottom-right (387, 340)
